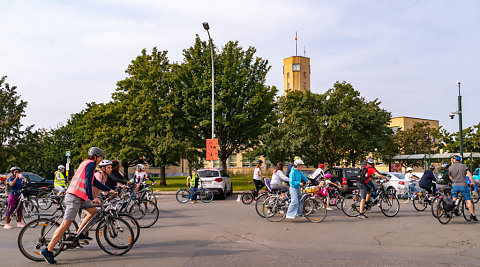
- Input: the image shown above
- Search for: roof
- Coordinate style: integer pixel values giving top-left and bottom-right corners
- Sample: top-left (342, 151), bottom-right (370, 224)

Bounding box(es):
top-left (391, 116), bottom-right (439, 122)
top-left (392, 152), bottom-right (480, 160)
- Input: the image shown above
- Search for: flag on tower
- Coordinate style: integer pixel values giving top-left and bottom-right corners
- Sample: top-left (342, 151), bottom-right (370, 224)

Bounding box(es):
top-left (295, 32), bottom-right (297, 41)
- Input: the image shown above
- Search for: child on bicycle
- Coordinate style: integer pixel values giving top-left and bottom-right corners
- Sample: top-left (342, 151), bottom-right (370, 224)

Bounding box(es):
top-left (318, 173), bottom-right (341, 211)
top-left (4, 166), bottom-right (27, 229)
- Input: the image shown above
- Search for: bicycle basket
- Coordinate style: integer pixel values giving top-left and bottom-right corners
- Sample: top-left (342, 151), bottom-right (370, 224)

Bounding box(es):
top-left (305, 186), bottom-right (319, 194)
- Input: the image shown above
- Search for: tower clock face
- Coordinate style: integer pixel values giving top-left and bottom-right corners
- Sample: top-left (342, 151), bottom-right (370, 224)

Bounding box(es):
top-left (292, 63), bottom-right (300, 71)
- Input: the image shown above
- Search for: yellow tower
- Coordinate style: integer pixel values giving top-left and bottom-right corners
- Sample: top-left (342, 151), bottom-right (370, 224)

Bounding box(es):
top-left (283, 56), bottom-right (310, 95)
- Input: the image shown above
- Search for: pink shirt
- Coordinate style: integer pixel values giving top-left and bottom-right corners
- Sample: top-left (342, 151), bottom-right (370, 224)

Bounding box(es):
top-left (92, 171), bottom-right (108, 199)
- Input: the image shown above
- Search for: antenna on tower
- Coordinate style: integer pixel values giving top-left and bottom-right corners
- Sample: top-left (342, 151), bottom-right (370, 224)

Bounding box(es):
top-left (304, 46), bottom-right (306, 57)
top-left (295, 31), bottom-right (298, 56)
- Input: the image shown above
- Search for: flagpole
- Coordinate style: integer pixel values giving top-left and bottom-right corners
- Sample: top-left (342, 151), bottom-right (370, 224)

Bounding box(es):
top-left (295, 31), bottom-right (298, 56)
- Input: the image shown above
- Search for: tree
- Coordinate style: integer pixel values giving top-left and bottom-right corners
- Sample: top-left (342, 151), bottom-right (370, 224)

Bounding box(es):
top-left (0, 76), bottom-right (31, 172)
top-left (394, 122), bottom-right (435, 167)
top-left (177, 36), bottom-right (277, 171)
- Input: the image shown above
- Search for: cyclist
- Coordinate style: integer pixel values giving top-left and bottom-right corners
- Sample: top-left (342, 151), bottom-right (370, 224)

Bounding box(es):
top-left (42, 147), bottom-right (116, 264)
top-left (186, 169), bottom-right (200, 203)
top-left (133, 164), bottom-right (155, 193)
top-left (4, 166), bottom-right (27, 229)
top-left (253, 160), bottom-right (266, 199)
top-left (92, 160), bottom-right (113, 198)
top-left (106, 160), bottom-right (127, 189)
top-left (449, 155), bottom-right (477, 221)
top-left (53, 165), bottom-right (67, 196)
top-left (320, 173), bottom-right (341, 211)
top-left (405, 167), bottom-right (420, 198)
top-left (286, 156), bottom-right (302, 178)
top-left (271, 162), bottom-right (289, 191)
top-left (308, 163), bottom-right (325, 186)
top-left (419, 165), bottom-right (437, 200)
top-left (436, 162), bottom-right (451, 191)
top-left (286, 158), bottom-right (308, 219)
top-left (358, 158), bottom-right (388, 219)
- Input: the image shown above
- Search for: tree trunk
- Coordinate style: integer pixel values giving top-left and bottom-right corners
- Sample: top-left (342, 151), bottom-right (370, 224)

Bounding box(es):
top-left (221, 156), bottom-right (228, 172)
top-left (160, 164), bottom-right (167, 186)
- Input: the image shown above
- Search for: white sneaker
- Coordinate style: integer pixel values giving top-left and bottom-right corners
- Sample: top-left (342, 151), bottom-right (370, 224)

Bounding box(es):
top-left (285, 216), bottom-right (295, 219)
top-left (17, 222), bottom-right (25, 228)
top-left (326, 207), bottom-right (333, 211)
top-left (4, 223), bottom-right (12, 229)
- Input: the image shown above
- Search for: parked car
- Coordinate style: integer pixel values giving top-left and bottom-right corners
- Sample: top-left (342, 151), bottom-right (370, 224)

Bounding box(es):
top-left (377, 172), bottom-right (407, 194)
top-left (22, 172), bottom-right (54, 196)
top-left (326, 167), bottom-right (360, 193)
top-left (197, 168), bottom-right (233, 199)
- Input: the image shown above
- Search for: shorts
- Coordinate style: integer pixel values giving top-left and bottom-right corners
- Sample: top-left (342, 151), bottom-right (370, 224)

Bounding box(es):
top-left (63, 193), bottom-right (94, 221)
top-left (54, 185), bottom-right (65, 194)
top-left (358, 182), bottom-right (370, 200)
top-left (451, 186), bottom-right (471, 201)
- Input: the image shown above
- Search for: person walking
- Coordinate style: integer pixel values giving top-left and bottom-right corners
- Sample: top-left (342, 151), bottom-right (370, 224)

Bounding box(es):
top-left (286, 159), bottom-right (308, 219)
top-left (4, 167), bottom-right (27, 229)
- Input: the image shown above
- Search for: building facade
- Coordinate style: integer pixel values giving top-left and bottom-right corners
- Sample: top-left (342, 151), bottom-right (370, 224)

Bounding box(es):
top-left (283, 56), bottom-right (310, 95)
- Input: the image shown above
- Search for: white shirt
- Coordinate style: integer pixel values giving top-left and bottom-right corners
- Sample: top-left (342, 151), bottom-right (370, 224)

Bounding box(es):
top-left (271, 170), bottom-right (289, 185)
top-left (309, 168), bottom-right (325, 182)
top-left (253, 167), bottom-right (262, 181)
top-left (134, 171), bottom-right (148, 184)
top-left (405, 172), bottom-right (416, 185)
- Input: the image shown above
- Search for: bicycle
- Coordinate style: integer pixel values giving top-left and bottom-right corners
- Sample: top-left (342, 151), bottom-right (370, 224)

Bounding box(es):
top-left (17, 195), bottom-right (135, 262)
top-left (176, 181), bottom-right (214, 204)
top-left (431, 187), bottom-right (451, 218)
top-left (342, 180), bottom-right (400, 217)
top-left (436, 192), bottom-right (476, 224)
top-left (1, 188), bottom-right (40, 225)
top-left (412, 188), bottom-right (437, 211)
top-left (118, 185), bottom-right (159, 228)
top-left (137, 181), bottom-right (157, 204)
top-left (396, 183), bottom-right (420, 204)
top-left (35, 187), bottom-right (55, 211)
top-left (241, 180), bottom-right (268, 205)
top-left (316, 186), bottom-right (344, 209)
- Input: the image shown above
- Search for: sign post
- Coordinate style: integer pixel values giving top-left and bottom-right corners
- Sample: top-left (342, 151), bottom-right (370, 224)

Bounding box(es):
top-left (65, 151), bottom-right (71, 181)
top-left (206, 139), bottom-right (218, 163)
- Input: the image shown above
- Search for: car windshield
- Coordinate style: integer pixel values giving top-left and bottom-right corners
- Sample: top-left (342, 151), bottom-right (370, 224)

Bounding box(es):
top-left (198, 170), bottom-right (220, 178)
top-left (25, 173), bottom-right (44, 182)
top-left (344, 169), bottom-right (359, 178)
top-left (390, 173), bottom-right (405, 179)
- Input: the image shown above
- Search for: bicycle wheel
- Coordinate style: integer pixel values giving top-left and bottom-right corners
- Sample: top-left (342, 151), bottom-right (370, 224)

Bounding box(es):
top-left (36, 193), bottom-right (53, 210)
top-left (413, 194), bottom-right (428, 211)
top-left (200, 189), bottom-right (214, 203)
top-left (470, 189), bottom-right (479, 204)
top-left (342, 194), bottom-right (361, 217)
top-left (431, 196), bottom-right (442, 218)
top-left (128, 200), bottom-right (159, 228)
top-left (23, 200), bottom-right (40, 225)
top-left (263, 197), bottom-right (287, 222)
top-left (96, 217), bottom-right (134, 256)
top-left (335, 195), bottom-right (344, 210)
top-left (0, 198), bottom-right (7, 221)
top-left (380, 193), bottom-right (400, 217)
top-left (118, 213), bottom-right (140, 244)
top-left (437, 201), bottom-right (453, 224)
top-left (255, 193), bottom-right (269, 218)
top-left (241, 193), bottom-right (254, 205)
top-left (176, 189), bottom-right (190, 204)
top-left (463, 200), bottom-right (475, 221)
top-left (304, 196), bottom-right (327, 223)
top-left (17, 218), bottom-right (66, 262)
top-left (144, 191), bottom-right (157, 205)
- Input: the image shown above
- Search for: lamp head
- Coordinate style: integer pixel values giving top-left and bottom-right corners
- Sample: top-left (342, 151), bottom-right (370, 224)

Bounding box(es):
top-left (449, 113), bottom-right (455, 119)
top-left (202, 22), bottom-right (210, 30)
top-left (457, 80), bottom-right (461, 86)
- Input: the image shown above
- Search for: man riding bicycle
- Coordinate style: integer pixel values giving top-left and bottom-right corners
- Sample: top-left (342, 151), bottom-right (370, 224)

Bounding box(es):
top-left (358, 158), bottom-right (388, 219)
top-left (53, 165), bottom-right (67, 196)
top-left (449, 155), bottom-right (477, 222)
top-left (42, 147), bottom-right (116, 264)
top-left (133, 164), bottom-right (155, 193)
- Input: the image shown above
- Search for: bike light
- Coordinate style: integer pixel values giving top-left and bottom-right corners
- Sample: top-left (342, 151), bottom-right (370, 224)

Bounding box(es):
top-left (215, 178), bottom-right (223, 182)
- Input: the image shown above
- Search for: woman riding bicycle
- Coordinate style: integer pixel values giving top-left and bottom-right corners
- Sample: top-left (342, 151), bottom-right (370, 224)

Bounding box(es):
top-left (271, 162), bottom-right (289, 192)
top-left (4, 166), bottom-right (27, 229)
top-left (252, 160), bottom-right (266, 199)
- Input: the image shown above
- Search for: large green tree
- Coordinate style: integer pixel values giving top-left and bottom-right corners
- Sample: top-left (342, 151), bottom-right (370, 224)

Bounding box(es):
top-left (177, 36), bottom-right (277, 171)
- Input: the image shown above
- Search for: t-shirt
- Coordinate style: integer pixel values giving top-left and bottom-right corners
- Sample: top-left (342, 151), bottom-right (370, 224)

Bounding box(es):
top-left (106, 171), bottom-right (126, 189)
top-left (134, 171), bottom-right (148, 184)
top-left (365, 166), bottom-right (377, 183)
top-left (308, 168), bottom-right (325, 182)
top-left (449, 163), bottom-right (469, 186)
top-left (8, 175), bottom-right (23, 194)
top-left (271, 170), bottom-right (289, 185)
top-left (253, 167), bottom-right (262, 181)
top-left (436, 169), bottom-right (450, 185)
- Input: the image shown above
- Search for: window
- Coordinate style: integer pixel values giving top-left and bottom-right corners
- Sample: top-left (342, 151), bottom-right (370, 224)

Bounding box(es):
top-left (287, 82), bottom-right (290, 89)
top-left (304, 82), bottom-right (306, 89)
top-left (287, 72), bottom-right (290, 79)
top-left (26, 174), bottom-right (45, 182)
top-left (198, 170), bottom-right (220, 178)
top-left (213, 160), bottom-right (219, 168)
top-left (229, 154), bottom-right (237, 167)
top-left (242, 154), bottom-right (251, 167)
top-left (303, 72), bottom-right (306, 78)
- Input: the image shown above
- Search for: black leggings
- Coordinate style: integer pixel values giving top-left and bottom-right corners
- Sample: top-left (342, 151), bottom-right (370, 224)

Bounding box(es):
top-left (253, 180), bottom-right (265, 198)
top-left (420, 184), bottom-right (435, 195)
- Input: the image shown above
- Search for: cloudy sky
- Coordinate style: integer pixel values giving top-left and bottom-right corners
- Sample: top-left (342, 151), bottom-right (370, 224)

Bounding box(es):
top-left (1, 0), bottom-right (479, 134)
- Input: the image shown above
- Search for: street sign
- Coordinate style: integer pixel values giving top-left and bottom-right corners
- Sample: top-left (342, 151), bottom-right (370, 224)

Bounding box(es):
top-left (66, 151), bottom-right (71, 157)
top-left (66, 157), bottom-right (70, 171)
top-left (206, 139), bottom-right (218, 161)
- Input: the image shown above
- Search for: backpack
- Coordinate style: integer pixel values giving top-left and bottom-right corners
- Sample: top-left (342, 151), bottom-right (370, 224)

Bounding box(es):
top-left (442, 194), bottom-right (455, 212)
top-left (357, 167), bottom-right (370, 184)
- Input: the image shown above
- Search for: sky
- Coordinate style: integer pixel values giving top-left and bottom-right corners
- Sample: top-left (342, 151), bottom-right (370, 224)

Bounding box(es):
top-left (0, 0), bottom-right (479, 134)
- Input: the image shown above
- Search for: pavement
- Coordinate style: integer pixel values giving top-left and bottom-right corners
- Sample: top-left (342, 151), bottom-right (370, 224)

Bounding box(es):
top-left (1, 195), bottom-right (480, 266)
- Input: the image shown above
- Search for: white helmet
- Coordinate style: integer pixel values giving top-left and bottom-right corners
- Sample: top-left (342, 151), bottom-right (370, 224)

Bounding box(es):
top-left (58, 165), bottom-right (65, 170)
top-left (99, 160), bottom-right (113, 167)
top-left (294, 159), bottom-right (304, 166)
top-left (406, 167), bottom-right (413, 172)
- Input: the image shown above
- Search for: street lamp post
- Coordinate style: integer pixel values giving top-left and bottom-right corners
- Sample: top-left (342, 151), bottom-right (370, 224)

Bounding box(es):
top-left (457, 81), bottom-right (463, 162)
top-left (203, 22), bottom-right (215, 140)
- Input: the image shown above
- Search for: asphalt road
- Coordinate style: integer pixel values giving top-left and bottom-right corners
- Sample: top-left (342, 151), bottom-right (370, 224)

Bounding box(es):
top-left (1, 194), bottom-right (480, 266)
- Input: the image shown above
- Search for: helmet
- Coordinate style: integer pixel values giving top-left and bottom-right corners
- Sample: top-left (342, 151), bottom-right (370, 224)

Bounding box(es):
top-left (294, 159), bottom-right (304, 165)
top-left (441, 162), bottom-right (450, 168)
top-left (193, 168), bottom-right (197, 171)
top-left (99, 160), bottom-right (113, 167)
top-left (318, 164), bottom-right (325, 169)
top-left (452, 155), bottom-right (462, 161)
top-left (366, 158), bottom-right (374, 164)
top-left (136, 164), bottom-right (145, 170)
top-left (293, 156), bottom-right (301, 161)
top-left (429, 165), bottom-right (435, 170)
top-left (88, 147), bottom-right (105, 157)
top-left (10, 166), bottom-right (21, 172)
top-left (406, 167), bottom-right (413, 172)
top-left (58, 165), bottom-right (65, 170)
top-left (257, 160), bottom-right (263, 164)
top-left (325, 173), bottom-right (332, 179)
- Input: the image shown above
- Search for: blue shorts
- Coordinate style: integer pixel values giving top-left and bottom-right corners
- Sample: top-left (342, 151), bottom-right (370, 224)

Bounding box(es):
top-left (451, 186), bottom-right (471, 201)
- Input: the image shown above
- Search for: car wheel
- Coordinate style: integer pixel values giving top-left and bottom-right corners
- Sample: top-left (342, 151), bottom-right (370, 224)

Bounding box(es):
top-left (220, 186), bottom-right (227, 200)
top-left (227, 183), bottom-right (233, 196)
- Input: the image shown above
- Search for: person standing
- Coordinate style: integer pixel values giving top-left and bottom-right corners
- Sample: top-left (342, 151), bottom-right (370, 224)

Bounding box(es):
top-left (53, 165), bottom-right (67, 196)
top-left (253, 160), bottom-right (265, 199)
top-left (449, 155), bottom-right (477, 221)
top-left (286, 159), bottom-right (308, 219)
top-left (4, 166), bottom-right (27, 229)
top-left (186, 169), bottom-right (200, 203)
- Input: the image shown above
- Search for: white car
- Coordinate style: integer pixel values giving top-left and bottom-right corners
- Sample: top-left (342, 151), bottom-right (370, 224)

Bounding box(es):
top-left (197, 168), bottom-right (233, 199)
top-left (382, 172), bottom-right (407, 193)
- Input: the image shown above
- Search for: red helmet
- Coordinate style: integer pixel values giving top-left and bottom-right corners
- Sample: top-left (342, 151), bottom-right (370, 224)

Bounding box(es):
top-left (318, 164), bottom-right (325, 169)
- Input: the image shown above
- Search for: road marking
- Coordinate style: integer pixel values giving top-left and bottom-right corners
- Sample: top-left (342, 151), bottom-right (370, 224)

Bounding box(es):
top-left (236, 195), bottom-right (241, 202)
